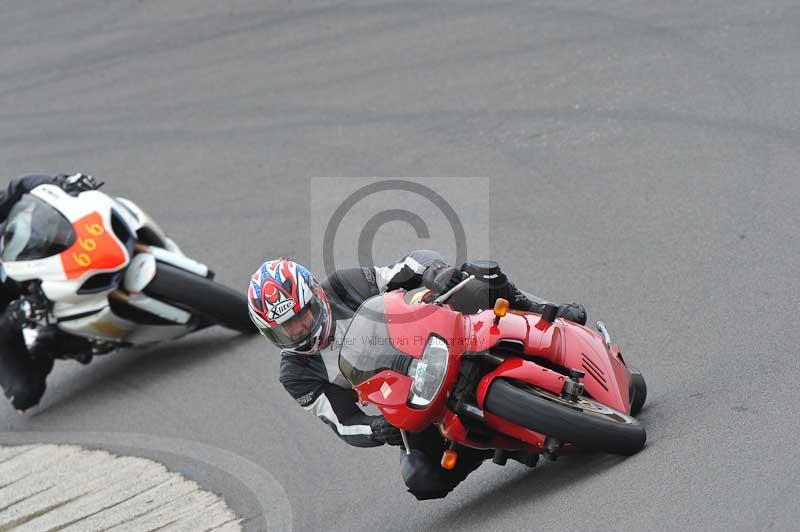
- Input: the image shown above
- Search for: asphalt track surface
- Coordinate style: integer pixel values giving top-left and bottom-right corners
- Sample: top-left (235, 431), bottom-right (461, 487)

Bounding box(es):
top-left (1, 1), bottom-right (799, 531)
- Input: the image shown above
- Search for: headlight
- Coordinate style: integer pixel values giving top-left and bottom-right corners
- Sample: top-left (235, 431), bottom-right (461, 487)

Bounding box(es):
top-left (407, 335), bottom-right (449, 407)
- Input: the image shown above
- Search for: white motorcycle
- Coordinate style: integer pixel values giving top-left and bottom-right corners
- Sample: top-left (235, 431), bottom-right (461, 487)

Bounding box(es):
top-left (0, 183), bottom-right (253, 357)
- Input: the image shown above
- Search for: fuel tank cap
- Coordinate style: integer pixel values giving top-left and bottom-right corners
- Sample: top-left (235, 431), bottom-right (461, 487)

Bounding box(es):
top-left (451, 260), bottom-right (513, 314)
top-left (461, 260), bottom-right (502, 283)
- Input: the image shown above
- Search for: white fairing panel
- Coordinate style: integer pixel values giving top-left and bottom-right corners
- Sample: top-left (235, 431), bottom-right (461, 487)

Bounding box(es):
top-left (2, 185), bottom-right (131, 303)
top-left (114, 197), bottom-right (183, 254)
top-left (126, 324), bottom-right (196, 345)
top-left (1, 185), bottom-right (209, 349)
top-left (57, 306), bottom-right (193, 344)
top-left (57, 306), bottom-right (138, 342)
top-left (53, 298), bottom-right (109, 320)
top-left (124, 253), bottom-right (157, 293)
top-left (126, 294), bottom-right (191, 324)
top-left (143, 246), bottom-right (208, 277)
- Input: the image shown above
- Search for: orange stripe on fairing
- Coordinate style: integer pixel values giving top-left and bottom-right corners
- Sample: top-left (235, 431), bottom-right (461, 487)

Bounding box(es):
top-left (59, 212), bottom-right (127, 280)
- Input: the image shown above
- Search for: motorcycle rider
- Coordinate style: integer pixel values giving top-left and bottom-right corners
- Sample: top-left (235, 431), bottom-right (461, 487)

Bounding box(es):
top-left (0, 173), bottom-right (102, 410)
top-left (247, 250), bottom-right (587, 500)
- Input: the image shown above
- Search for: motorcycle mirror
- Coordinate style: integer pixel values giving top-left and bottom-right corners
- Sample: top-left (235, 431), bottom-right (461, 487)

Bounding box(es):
top-left (595, 321), bottom-right (612, 350)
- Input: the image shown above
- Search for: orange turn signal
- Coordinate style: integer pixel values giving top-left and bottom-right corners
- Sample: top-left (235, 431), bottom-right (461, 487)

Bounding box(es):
top-left (441, 449), bottom-right (459, 470)
top-left (493, 298), bottom-right (509, 319)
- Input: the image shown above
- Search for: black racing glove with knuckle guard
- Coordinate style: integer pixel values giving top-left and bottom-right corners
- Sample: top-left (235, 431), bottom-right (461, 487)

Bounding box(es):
top-left (422, 260), bottom-right (463, 295)
top-left (57, 173), bottom-right (103, 196)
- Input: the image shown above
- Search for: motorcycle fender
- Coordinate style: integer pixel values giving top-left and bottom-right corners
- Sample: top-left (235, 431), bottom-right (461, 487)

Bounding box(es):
top-left (124, 253), bottom-right (157, 293)
top-left (475, 357), bottom-right (566, 410)
top-left (482, 411), bottom-right (548, 449)
top-left (439, 408), bottom-right (528, 451)
top-left (139, 245), bottom-right (209, 278)
top-left (126, 293), bottom-right (191, 324)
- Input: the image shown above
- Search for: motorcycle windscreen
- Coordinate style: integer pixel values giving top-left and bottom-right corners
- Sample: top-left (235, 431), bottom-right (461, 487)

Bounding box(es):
top-left (0, 195), bottom-right (76, 261)
top-left (338, 295), bottom-right (408, 386)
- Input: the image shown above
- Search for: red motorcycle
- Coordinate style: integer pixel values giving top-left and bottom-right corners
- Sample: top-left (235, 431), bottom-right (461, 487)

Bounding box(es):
top-left (339, 267), bottom-right (647, 471)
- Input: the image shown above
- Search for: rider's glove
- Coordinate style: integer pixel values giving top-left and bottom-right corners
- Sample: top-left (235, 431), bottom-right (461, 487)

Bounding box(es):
top-left (370, 416), bottom-right (403, 446)
top-left (58, 173), bottom-right (103, 195)
top-left (423, 263), bottom-right (464, 296)
top-left (557, 302), bottom-right (587, 325)
top-left (422, 260), bottom-right (449, 290)
top-left (434, 267), bottom-right (464, 294)
top-left (6, 297), bottom-right (47, 328)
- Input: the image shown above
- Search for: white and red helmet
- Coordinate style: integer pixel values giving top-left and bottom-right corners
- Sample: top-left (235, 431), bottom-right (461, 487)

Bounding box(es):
top-left (247, 258), bottom-right (332, 354)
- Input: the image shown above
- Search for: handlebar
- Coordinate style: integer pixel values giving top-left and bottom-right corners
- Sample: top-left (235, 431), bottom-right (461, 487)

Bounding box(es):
top-left (433, 274), bottom-right (475, 305)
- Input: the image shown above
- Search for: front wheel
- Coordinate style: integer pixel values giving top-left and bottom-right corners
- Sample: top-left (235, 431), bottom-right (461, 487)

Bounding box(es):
top-left (485, 379), bottom-right (646, 456)
top-left (144, 263), bottom-right (255, 334)
top-left (629, 367), bottom-right (647, 417)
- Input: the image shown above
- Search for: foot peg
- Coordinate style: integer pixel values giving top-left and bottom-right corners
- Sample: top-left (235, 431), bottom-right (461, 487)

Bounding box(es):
top-left (544, 436), bottom-right (561, 461)
top-left (493, 450), bottom-right (508, 466)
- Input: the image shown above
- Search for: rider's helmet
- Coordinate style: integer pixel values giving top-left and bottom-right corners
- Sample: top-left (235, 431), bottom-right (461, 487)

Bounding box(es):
top-left (247, 258), bottom-right (333, 355)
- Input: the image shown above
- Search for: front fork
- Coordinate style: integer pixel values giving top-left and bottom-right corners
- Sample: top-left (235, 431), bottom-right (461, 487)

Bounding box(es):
top-left (400, 429), bottom-right (412, 455)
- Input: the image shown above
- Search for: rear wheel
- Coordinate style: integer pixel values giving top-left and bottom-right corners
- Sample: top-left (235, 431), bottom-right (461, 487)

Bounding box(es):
top-left (485, 379), bottom-right (646, 456)
top-left (144, 263), bottom-right (255, 334)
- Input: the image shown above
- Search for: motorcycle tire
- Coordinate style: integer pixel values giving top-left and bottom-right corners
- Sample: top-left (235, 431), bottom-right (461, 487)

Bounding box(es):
top-left (145, 262), bottom-right (255, 334)
top-left (485, 378), bottom-right (646, 456)
top-left (629, 367), bottom-right (647, 417)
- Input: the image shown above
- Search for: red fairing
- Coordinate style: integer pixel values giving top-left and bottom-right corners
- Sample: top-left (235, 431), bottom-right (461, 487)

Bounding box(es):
top-left (475, 357), bottom-right (566, 408)
top-left (384, 294), bottom-right (467, 358)
top-left (469, 309), bottom-right (632, 413)
top-left (557, 323), bottom-right (631, 412)
top-left (355, 292), bottom-right (466, 432)
top-left (355, 370), bottom-right (416, 422)
top-left (439, 408), bottom-right (533, 451)
top-left (351, 290), bottom-right (634, 450)
top-left (482, 410), bottom-right (547, 449)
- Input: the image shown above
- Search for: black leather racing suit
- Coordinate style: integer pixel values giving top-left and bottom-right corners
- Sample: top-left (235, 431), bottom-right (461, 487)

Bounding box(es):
top-left (0, 175), bottom-right (90, 409)
top-left (278, 250), bottom-right (583, 500)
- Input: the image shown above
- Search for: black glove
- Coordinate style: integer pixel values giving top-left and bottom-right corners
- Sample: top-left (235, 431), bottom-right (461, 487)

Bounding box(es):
top-left (434, 267), bottom-right (465, 294)
top-left (58, 173), bottom-right (103, 195)
top-left (557, 303), bottom-right (587, 325)
top-left (422, 260), bottom-right (449, 290)
top-left (0, 355), bottom-right (53, 411)
top-left (370, 416), bottom-right (403, 446)
top-left (423, 261), bottom-right (461, 294)
top-left (421, 260), bottom-right (464, 296)
top-left (6, 297), bottom-right (47, 328)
